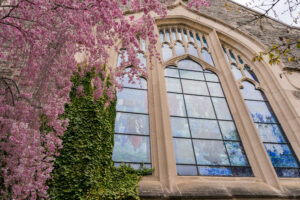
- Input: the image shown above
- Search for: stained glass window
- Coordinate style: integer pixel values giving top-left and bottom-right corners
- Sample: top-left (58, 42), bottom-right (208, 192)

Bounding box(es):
top-left (240, 81), bottom-right (300, 177)
top-left (113, 65), bottom-right (151, 169)
top-left (165, 59), bottom-right (253, 176)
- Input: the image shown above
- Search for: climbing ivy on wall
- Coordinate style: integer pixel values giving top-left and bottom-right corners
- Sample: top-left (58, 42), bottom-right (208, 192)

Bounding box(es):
top-left (48, 66), bottom-right (152, 200)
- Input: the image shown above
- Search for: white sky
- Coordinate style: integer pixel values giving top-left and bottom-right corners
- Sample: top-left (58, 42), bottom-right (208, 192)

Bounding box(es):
top-left (231, 0), bottom-right (300, 27)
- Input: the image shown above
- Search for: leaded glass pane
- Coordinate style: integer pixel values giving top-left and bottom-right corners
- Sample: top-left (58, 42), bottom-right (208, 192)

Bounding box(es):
top-left (177, 165), bottom-right (198, 176)
top-left (117, 88), bottom-right (148, 113)
top-left (231, 64), bottom-right (242, 80)
top-left (189, 31), bottom-right (195, 42)
top-left (202, 49), bottom-right (214, 66)
top-left (189, 119), bottom-right (221, 139)
top-left (212, 98), bottom-right (232, 120)
top-left (245, 100), bottom-right (277, 123)
top-left (162, 43), bottom-right (173, 61)
top-left (207, 82), bottom-right (224, 97)
top-left (185, 95), bottom-right (215, 118)
top-left (165, 29), bottom-right (171, 42)
top-left (225, 142), bottom-right (249, 166)
top-left (177, 28), bottom-right (182, 40)
top-left (240, 81), bottom-right (265, 101)
top-left (204, 73), bottom-right (219, 82)
top-left (167, 93), bottom-right (186, 116)
top-left (264, 144), bottom-right (299, 168)
top-left (183, 29), bottom-right (188, 41)
top-left (180, 70), bottom-right (204, 80)
top-left (275, 168), bottom-right (300, 177)
top-left (219, 121), bottom-right (239, 141)
top-left (202, 36), bottom-right (208, 48)
top-left (178, 59), bottom-right (203, 71)
top-left (196, 34), bottom-right (202, 47)
top-left (112, 134), bottom-right (150, 163)
top-left (170, 117), bottom-right (190, 137)
top-left (255, 124), bottom-right (286, 143)
top-left (229, 49), bottom-right (236, 63)
top-left (175, 42), bottom-right (185, 56)
top-left (141, 39), bottom-right (146, 52)
top-left (231, 167), bottom-right (253, 177)
top-left (165, 67), bottom-right (179, 77)
top-left (238, 56), bottom-right (243, 64)
top-left (159, 30), bottom-right (164, 42)
top-left (173, 138), bottom-right (196, 164)
top-left (115, 112), bottom-right (149, 135)
top-left (199, 167), bottom-right (232, 176)
top-left (121, 75), bottom-right (147, 89)
top-left (165, 77), bottom-right (182, 93)
top-left (181, 79), bottom-right (208, 95)
top-left (172, 28), bottom-right (176, 40)
top-left (188, 44), bottom-right (199, 57)
top-left (244, 66), bottom-right (259, 82)
top-left (137, 52), bottom-right (147, 69)
top-left (193, 140), bottom-right (230, 165)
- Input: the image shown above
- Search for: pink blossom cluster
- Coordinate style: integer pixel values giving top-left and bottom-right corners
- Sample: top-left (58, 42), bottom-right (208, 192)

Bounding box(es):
top-left (0, 0), bottom-right (209, 199)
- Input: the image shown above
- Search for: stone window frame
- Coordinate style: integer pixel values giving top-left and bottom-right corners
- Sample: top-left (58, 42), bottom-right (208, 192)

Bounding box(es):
top-left (111, 6), bottom-right (300, 198)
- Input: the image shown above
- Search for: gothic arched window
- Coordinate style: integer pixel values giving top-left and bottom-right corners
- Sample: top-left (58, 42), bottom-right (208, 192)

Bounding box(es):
top-left (164, 59), bottom-right (252, 176)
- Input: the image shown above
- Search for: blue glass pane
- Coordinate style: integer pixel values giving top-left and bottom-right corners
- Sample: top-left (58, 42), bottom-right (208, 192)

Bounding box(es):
top-left (172, 28), bottom-right (176, 40)
top-left (189, 31), bottom-right (195, 42)
top-left (165, 77), bottom-right (182, 93)
top-left (241, 81), bottom-right (265, 101)
top-left (231, 167), bottom-right (253, 177)
top-left (204, 73), bottom-right (219, 82)
top-left (115, 112), bottom-right (149, 135)
top-left (219, 121), bottom-right (239, 141)
top-left (165, 67), bottom-right (179, 77)
top-left (189, 119), bottom-right (221, 139)
top-left (183, 29), bottom-right (188, 41)
top-left (167, 93), bottom-right (186, 116)
top-left (256, 123), bottom-right (286, 143)
top-left (182, 79), bottom-right (208, 95)
top-left (196, 34), bottom-right (202, 47)
top-left (193, 140), bottom-right (230, 165)
top-left (207, 82), bottom-right (224, 97)
top-left (165, 29), bottom-right (171, 42)
top-left (179, 70), bottom-right (204, 80)
top-left (177, 28), bottom-right (182, 40)
top-left (175, 42), bottom-right (185, 56)
top-left (185, 95), bottom-right (215, 119)
top-left (117, 88), bottom-right (148, 113)
top-left (112, 134), bottom-right (150, 163)
top-left (178, 59), bottom-right (203, 71)
top-left (244, 66), bottom-right (259, 82)
top-left (177, 165), bottom-right (198, 176)
top-left (225, 142), bottom-right (249, 166)
top-left (238, 56), bottom-right (243, 64)
top-left (199, 167), bottom-right (232, 176)
top-left (202, 49), bottom-right (214, 66)
top-left (212, 98), bottom-right (232, 120)
top-left (229, 49), bottom-right (236, 63)
top-left (173, 138), bottom-right (196, 164)
top-left (162, 44), bottom-right (173, 61)
top-left (245, 100), bottom-right (277, 123)
top-left (159, 30), bottom-right (164, 42)
top-left (264, 144), bottom-right (299, 168)
top-left (170, 117), bottom-right (190, 137)
top-left (188, 44), bottom-right (199, 57)
top-left (202, 36), bottom-right (208, 48)
top-left (231, 64), bottom-right (242, 80)
top-left (275, 168), bottom-right (300, 177)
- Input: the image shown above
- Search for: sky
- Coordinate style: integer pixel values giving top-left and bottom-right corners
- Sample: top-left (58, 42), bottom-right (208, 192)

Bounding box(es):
top-left (231, 0), bottom-right (300, 27)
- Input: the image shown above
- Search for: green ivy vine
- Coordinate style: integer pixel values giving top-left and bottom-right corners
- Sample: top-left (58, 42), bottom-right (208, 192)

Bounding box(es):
top-left (48, 65), bottom-right (152, 200)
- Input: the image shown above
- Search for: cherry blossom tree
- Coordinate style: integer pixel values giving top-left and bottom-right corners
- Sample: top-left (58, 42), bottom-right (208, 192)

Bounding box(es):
top-left (0, 0), bottom-right (210, 199)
